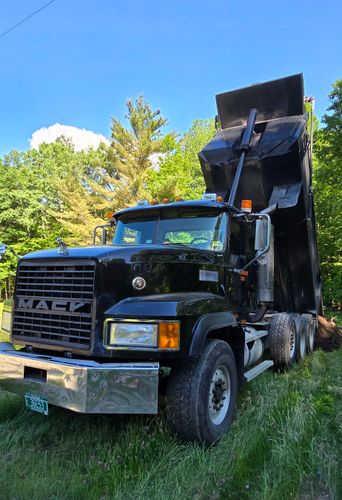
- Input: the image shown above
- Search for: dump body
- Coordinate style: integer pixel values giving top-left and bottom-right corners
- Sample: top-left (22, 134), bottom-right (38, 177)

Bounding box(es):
top-left (199, 74), bottom-right (322, 316)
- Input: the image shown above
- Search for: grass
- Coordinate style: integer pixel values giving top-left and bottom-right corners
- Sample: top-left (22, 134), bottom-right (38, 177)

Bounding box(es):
top-left (0, 348), bottom-right (341, 500)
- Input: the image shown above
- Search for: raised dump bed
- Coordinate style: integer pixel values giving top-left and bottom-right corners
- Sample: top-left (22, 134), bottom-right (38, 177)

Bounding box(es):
top-left (199, 74), bottom-right (322, 316)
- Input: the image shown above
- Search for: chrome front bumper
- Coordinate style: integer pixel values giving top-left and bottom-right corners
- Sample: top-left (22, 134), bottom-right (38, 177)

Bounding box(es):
top-left (0, 343), bottom-right (159, 414)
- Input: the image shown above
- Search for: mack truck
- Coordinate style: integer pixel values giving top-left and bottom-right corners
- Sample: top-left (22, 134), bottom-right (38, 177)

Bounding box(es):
top-left (0, 74), bottom-right (322, 445)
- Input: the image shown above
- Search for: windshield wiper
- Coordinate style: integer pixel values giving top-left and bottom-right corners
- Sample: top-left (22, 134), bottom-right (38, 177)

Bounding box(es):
top-left (162, 242), bottom-right (188, 247)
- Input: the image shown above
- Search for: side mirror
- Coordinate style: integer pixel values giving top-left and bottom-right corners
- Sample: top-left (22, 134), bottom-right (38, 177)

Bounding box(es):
top-left (92, 223), bottom-right (115, 245)
top-left (254, 219), bottom-right (268, 251)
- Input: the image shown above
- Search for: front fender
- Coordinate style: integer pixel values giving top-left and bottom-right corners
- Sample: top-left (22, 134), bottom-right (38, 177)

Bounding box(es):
top-left (189, 312), bottom-right (238, 357)
top-left (189, 313), bottom-right (245, 387)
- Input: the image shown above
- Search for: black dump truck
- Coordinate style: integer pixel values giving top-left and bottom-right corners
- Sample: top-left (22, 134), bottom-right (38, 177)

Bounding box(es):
top-left (0, 74), bottom-right (322, 445)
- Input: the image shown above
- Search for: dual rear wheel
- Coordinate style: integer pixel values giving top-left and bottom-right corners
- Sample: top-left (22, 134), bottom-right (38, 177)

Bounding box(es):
top-left (269, 313), bottom-right (316, 370)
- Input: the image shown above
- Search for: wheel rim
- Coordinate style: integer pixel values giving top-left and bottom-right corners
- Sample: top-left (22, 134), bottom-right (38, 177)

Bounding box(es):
top-left (289, 325), bottom-right (296, 359)
top-left (208, 365), bottom-right (231, 426)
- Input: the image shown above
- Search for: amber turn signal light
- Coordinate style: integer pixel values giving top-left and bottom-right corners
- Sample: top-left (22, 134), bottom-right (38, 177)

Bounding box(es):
top-left (240, 270), bottom-right (249, 282)
top-left (241, 199), bottom-right (252, 213)
top-left (158, 322), bottom-right (180, 350)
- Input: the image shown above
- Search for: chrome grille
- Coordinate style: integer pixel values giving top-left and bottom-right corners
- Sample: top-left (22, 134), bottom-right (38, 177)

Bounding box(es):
top-left (12, 261), bottom-right (96, 350)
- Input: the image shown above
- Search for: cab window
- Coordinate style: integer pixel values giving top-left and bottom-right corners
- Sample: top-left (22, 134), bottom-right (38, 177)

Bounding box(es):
top-left (113, 210), bottom-right (227, 252)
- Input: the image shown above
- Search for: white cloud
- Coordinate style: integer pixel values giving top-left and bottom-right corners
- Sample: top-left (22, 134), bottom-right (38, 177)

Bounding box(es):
top-left (30, 123), bottom-right (110, 151)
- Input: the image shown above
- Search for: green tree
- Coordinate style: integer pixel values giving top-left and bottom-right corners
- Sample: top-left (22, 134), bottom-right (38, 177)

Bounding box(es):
top-left (57, 97), bottom-right (177, 245)
top-left (104, 96), bottom-right (176, 208)
top-left (147, 118), bottom-right (215, 200)
top-left (51, 142), bottom-right (113, 246)
top-left (0, 141), bottom-right (111, 295)
top-left (0, 145), bottom-right (66, 297)
top-left (313, 80), bottom-right (342, 307)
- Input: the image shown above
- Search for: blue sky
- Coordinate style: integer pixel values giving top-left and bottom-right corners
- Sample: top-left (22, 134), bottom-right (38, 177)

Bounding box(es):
top-left (0, 0), bottom-right (341, 155)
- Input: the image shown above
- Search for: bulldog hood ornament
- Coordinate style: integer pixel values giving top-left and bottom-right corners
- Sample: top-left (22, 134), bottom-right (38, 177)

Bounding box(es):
top-left (57, 237), bottom-right (69, 255)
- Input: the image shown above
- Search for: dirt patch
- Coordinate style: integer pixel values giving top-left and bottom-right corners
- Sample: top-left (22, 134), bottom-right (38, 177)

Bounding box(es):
top-left (316, 315), bottom-right (342, 351)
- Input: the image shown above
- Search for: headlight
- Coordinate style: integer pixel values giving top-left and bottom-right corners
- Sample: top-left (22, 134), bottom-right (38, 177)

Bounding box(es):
top-left (108, 322), bottom-right (158, 348)
top-left (105, 321), bottom-right (180, 350)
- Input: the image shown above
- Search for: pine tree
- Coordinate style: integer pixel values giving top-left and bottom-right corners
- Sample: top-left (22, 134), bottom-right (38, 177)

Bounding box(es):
top-left (51, 143), bottom-right (112, 246)
top-left (53, 97), bottom-right (175, 245)
top-left (105, 96), bottom-right (176, 209)
top-left (147, 119), bottom-right (215, 200)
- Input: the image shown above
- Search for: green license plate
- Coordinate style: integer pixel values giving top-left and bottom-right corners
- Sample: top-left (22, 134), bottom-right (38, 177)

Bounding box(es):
top-left (24, 393), bottom-right (48, 416)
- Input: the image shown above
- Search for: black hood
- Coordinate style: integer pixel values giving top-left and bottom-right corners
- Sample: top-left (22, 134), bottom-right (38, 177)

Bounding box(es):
top-left (21, 244), bottom-right (220, 266)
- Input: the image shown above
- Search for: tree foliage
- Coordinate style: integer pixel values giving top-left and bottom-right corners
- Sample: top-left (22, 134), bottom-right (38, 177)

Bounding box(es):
top-left (313, 80), bottom-right (342, 307)
top-left (105, 96), bottom-right (176, 208)
top-left (50, 142), bottom-right (114, 246)
top-left (147, 119), bottom-right (215, 200)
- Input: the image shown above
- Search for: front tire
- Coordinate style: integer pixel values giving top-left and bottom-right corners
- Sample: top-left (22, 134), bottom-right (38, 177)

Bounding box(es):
top-left (166, 339), bottom-right (238, 446)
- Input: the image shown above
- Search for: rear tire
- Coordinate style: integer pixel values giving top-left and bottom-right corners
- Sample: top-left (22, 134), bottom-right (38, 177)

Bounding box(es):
top-left (166, 339), bottom-right (238, 446)
top-left (302, 314), bottom-right (315, 353)
top-left (295, 318), bottom-right (306, 361)
top-left (269, 313), bottom-right (297, 369)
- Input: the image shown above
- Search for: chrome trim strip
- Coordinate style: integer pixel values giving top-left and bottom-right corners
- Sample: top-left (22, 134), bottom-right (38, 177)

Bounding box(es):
top-left (0, 343), bottom-right (159, 414)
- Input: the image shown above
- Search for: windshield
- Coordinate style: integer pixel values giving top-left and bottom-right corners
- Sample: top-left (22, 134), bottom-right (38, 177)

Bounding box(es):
top-left (113, 210), bottom-right (227, 251)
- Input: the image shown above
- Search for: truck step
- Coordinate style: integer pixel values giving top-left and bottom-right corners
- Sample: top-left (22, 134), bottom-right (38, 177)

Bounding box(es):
top-left (245, 329), bottom-right (268, 343)
top-left (244, 360), bottom-right (274, 382)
